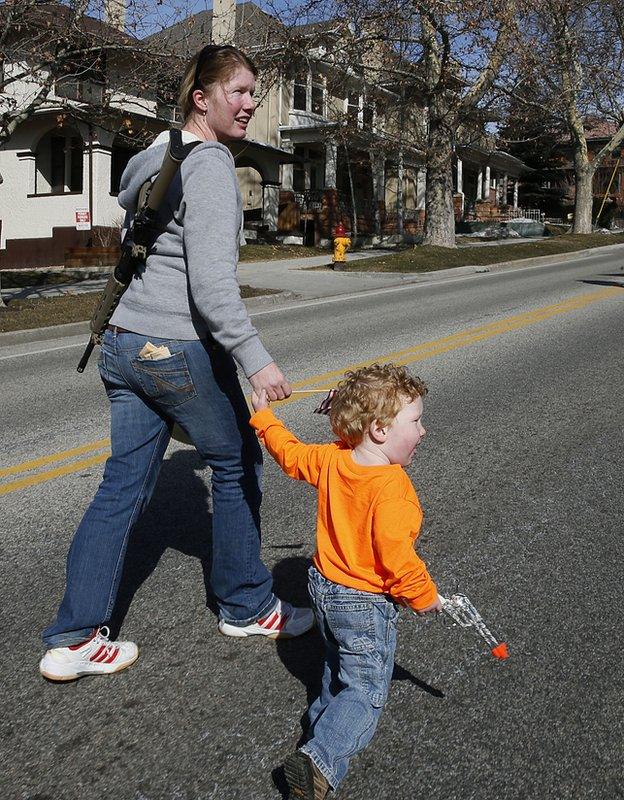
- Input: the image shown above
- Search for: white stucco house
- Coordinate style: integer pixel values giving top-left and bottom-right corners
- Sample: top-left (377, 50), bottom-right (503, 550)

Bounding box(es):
top-left (0, 0), bottom-right (526, 268)
top-left (0, 0), bottom-right (298, 268)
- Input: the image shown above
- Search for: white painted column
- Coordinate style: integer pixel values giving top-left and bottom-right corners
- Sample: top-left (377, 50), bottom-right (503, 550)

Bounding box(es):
top-left (105, 0), bottom-right (127, 31)
top-left (89, 145), bottom-right (107, 224)
top-left (281, 143), bottom-right (294, 190)
top-left (370, 151), bottom-right (386, 237)
top-left (371, 152), bottom-right (385, 201)
top-left (484, 166), bottom-right (491, 200)
top-left (324, 140), bottom-right (337, 189)
top-left (456, 158), bottom-right (463, 194)
top-left (513, 179), bottom-right (519, 208)
top-left (476, 169), bottom-right (483, 201)
top-left (416, 167), bottom-right (426, 209)
top-left (502, 174), bottom-right (508, 205)
top-left (17, 150), bottom-right (36, 196)
top-left (397, 148), bottom-right (404, 236)
top-left (262, 181), bottom-right (280, 231)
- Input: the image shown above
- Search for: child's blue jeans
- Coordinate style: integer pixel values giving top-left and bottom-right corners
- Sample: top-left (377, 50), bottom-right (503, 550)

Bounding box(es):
top-left (301, 566), bottom-right (399, 789)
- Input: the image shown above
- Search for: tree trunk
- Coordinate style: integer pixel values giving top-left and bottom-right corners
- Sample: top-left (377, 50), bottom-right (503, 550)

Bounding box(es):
top-left (343, 144), bottom-right (358, 241)
top-left (396, 147), bottom-right (404, 237)
top-left (423, 113), bottom-right (456, 248)
top-left (573, 164), bottom-right (594, 233)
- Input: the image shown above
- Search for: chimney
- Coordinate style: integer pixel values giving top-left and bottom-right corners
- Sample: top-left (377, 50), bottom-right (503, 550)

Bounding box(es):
top-left (105, 0), bottom-right (127, 32)
top-left (211, 0), bottom-right (237, 45)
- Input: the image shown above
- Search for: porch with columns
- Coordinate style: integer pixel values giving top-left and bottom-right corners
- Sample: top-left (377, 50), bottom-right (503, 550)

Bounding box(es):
top-left (454, 147), bottom-right (524, 222)
top-left (277, 132), bottom-right (425, 241)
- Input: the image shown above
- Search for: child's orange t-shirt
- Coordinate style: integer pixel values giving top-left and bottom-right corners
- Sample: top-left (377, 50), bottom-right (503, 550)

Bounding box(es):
top-left (250, 409), bottom-right (437, 612)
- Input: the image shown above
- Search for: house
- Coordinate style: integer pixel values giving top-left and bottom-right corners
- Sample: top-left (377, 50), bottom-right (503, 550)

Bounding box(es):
top-left (559, 120), bottom-right (624, 226)
top-left (0, 0), bottom-right (297, 268)
top-left (513, 118), bottom-right (623, 226)
top-left (0, 0), bottom-right (527, 269)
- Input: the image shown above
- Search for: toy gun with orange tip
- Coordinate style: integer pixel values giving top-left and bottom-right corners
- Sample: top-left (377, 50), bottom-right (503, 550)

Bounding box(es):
top-left (439, 593), bottom-right (509, 660)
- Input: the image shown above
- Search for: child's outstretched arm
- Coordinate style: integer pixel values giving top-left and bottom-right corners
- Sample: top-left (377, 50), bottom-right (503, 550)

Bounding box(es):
top-left (372, 498), bottom-right (440, 613)
top-left (250, 391), bottom-right (333, 487)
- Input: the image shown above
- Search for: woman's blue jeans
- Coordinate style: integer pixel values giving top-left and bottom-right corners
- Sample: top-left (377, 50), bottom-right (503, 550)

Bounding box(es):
top-left (42, 329), bottom-right (276, 648)
top-left (301, 566), bottom-right (399, 789)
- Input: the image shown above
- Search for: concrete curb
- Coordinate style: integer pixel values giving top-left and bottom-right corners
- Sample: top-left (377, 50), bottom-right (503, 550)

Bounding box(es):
top-left (326, 264), bottom-right (490, 282)
top-left (0, 319), bottom-right (91, 346)
top-left (0, 291), bottom-right (301, 347)
top-left (328, 241), bottom-right (624, 278)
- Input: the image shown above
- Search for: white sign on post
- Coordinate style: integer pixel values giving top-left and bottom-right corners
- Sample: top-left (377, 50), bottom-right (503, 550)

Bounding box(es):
top-left (75, 208), bottom-right (91, 230)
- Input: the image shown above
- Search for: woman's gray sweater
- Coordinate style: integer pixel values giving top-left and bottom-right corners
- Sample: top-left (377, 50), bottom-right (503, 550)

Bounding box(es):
top-left (110, 131), bottom-right (272, 378)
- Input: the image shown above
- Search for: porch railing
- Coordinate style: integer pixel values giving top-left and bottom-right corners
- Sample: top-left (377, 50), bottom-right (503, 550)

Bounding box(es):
top-left (502, 208), bottom-right (546, 222)
top-left (293, 190), bottom-right (325, 211)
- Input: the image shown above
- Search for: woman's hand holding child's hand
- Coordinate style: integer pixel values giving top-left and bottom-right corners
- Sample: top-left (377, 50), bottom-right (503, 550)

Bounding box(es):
top-left (251, 388), bottom-right (270, 412)
top-left (249, 362), bottom-right (292, 401)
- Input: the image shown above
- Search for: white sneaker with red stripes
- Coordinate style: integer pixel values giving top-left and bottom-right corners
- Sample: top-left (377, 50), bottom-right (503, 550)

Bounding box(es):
top-left (218, 599), bottom-right (315, 639)
top-left (39, 626), bottom-right (139, 681)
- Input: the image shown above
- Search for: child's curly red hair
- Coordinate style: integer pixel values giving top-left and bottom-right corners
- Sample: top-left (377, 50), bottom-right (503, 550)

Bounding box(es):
top-left (329, 363), bottom-right (428, 447)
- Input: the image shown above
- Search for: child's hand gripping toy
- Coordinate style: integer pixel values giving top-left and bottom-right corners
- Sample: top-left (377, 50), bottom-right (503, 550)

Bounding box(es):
top-left (439, 593), bottom-right (509, 660)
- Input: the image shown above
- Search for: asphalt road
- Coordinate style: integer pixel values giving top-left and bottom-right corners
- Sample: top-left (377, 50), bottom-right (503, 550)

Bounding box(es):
top-left (1, 250), bottom-right (623, 800)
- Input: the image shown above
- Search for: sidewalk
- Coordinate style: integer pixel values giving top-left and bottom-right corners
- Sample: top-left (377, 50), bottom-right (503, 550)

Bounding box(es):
top-left (0, 237), bottom-right (552, 303)
top-left (2, 241), bottom-right (623, 348)
top-left (1, 250), bottom-right (399, 303)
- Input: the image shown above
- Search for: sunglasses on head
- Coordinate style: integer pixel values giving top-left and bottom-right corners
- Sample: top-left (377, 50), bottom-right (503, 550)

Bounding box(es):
top-left (193, 44), bottom-right (237, 89)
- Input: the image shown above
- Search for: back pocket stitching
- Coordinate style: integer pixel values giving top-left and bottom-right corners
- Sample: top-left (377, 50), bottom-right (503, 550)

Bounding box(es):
top-left (130, 353), bottom-right (197, 406)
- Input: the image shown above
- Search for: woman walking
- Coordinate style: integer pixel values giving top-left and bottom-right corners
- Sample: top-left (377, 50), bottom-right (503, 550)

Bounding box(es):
top-left (40, 45), bottom-right (313, 681)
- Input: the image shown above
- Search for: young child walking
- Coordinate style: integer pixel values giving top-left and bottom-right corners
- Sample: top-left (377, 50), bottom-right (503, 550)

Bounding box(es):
top-left (249, 363), bottom-right (441, 799)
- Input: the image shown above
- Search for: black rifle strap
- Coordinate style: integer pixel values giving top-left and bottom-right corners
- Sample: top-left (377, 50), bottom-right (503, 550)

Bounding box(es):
top-left (138, 129), bottom-right (202, 214)
top-left (168, 127), bottom-right (203, 162)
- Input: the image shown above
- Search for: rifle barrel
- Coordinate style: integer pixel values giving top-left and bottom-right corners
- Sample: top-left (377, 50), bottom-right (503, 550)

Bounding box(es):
top-left (77, 339), bottom-right (96, 373)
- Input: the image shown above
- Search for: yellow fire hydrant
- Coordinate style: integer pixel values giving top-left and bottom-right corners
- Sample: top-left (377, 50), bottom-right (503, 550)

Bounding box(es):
top-left (332, 223), bottom-right (351, 269)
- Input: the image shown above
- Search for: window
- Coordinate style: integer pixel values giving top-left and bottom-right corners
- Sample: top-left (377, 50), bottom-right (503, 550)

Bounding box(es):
top-left (375, 101), bottom-right (385, 131)
top-left (293, 145), bottom-right (306, 192)
top-left (292, 69), bottom-right (325, 115)
top-left (347, 93), bottom-right (360, 125)
top-left (68, 138), bottom-right (83, 192)
top-left (156, 103), bottom-right (183, 124)
top-left (293, 72), bottom-right (307, 112)
top-left (311, 73), bottom-right (324, 115)
top-left (55, 51), bottom-right (106, 105)
top-left (362, 102), bottom-right (374, 129)
top-left (292, 146), bottom-right (325, 193)
top-left (35, 130), bottom-right (83, 194)
top-left (156, 83), bottom-right (183, 124)
top-left (50, 136), bottom-right (66, 193)
top-left (111, 143), bottom-right (140, 194)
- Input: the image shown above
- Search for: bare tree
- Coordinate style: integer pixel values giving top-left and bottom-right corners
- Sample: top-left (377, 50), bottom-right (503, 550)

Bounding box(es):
top-left (266, 0), bottom-right (517, 248)
top-left (414, 0), bottom-right (517, 246)
top-left (515, 0), bottom-right (624, 232)
top-left (0, 0), bottom-right (188, 146)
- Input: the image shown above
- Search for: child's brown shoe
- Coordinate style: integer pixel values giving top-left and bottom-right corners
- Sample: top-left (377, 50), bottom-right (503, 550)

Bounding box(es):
top-left (284, 751), bottom-right (329, 799)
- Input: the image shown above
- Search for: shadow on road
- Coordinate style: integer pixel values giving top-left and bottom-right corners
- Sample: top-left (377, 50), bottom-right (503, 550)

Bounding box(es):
top-left (579, 278), bottom-right (624, 288)
top-left (270, 556), bottom-right (444, 797)
top-left (108, 449), bottom-right (217, 637)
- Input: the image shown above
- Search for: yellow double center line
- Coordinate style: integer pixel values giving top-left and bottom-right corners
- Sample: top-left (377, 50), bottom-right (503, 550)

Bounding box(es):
top-left (0, 439), bottom-right (111, 497)
top-left (1, 286), bottom-right (620, 497)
